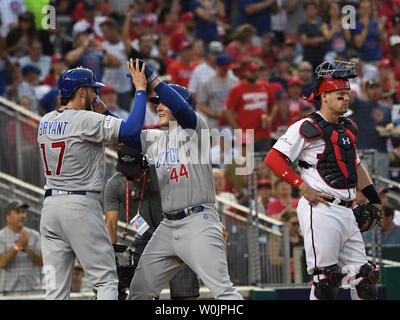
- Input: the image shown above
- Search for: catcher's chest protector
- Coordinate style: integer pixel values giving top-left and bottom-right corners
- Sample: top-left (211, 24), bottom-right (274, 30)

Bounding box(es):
top-left (300, 112), bottom-right (358, 189)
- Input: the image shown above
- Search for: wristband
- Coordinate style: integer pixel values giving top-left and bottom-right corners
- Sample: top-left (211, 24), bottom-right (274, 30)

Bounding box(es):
top-left (13, 243), bottom-right (21, 252)
top-left (361, 184), bottom-right (382, 204)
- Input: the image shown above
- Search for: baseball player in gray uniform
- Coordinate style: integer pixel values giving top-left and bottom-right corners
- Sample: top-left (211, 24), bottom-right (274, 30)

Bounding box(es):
top-left (125, 60), bottom-right (243, 300)
top-left (37, 61), bottom-right (149, 299)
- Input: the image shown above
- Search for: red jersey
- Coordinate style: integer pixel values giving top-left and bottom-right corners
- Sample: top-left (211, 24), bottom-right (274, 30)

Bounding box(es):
top-left (227, 81), bottom-right (276, 139)
top-left (167, 60), bottom-right (198, 88)
top-left (266, 198), bottom-right (299, 217)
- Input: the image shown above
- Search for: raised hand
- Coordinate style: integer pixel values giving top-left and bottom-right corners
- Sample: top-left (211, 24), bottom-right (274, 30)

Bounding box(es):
top-left (126, 58), bottom-right (147, 91)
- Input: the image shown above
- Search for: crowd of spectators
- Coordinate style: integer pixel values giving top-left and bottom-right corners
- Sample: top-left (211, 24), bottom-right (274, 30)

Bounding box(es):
top-left (2, 0), bottom-right (400, 290)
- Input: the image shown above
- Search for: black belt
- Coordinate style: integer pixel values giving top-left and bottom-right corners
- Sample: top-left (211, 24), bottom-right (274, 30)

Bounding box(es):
top-left (44, 190), bottom-right (87, 199)
top-left (323, 197), bottom-right (353, 208)
top-left (164, 205), bottom-right (205, 221)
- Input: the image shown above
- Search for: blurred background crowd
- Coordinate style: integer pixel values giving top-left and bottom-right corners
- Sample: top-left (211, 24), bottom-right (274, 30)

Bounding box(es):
top-left (1, 1), bottom-right (400, 294)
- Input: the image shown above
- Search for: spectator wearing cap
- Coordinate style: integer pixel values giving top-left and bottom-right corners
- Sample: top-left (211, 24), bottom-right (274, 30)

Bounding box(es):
top-left (65, 28), bottom-right (121, 83)
top-left (321, 1), bottom-right (351, 60)
top-left (364, 204), bottom-right (400, 245)
top-left (266, 179), bottom-right (299, 220)
top-left (256, 64), bottom-right (285, 100)
top-left (169, 11), bottom-right (196, 54)
top-left (100, 19), bottom-right (133, 111)
top-left (14, 64), bottom-right (41, 113)
top-left (197, 53), bottom-right (239, 130)
top-left (287, 76), bottom-right (305, 112)
top-left (270, 89), bottom-right (301, 141)
top-left (225, 24), bottom-right (260, 68)
top-left (238, 0), bottom-right (277, 38)
top-left (18, 38), bottom-right (51, 83)
top-left (0, 199), bottom-right (43, 296)
top-left (190, 0), bottom-right (225, 48)
top-left (351, 0), bottom-right (386, 65)
top-left (377, 58), bottom-right (396, 94)
top-left (100, 85), bottom-right (129, 120)
top-left (166, 41), bottom-right (199, 88)
top-left (269, 54), bottom-right (293, 89)
top-left (72, 1), bottom-right (107, 41)
top-left (188, 40), bottom-right (224, 100)
top-left (388, 35), bottom-right (400, 82)
top-left (42, 55), bottom-right (66, 88)
top-left (298, 1), bottom-right (325, 71)
top-left (226, 58), bottom-right (277, 152)
top-left (350, 78), bottom-right (392, 180)
top-left (39, 87), bottom-right (60, 115)
top-left (256, 34), bottom-right (278, 70)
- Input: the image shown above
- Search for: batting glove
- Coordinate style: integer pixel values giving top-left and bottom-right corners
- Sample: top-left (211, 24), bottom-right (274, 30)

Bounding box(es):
top-left (126, 59), bottom-right (158, 84)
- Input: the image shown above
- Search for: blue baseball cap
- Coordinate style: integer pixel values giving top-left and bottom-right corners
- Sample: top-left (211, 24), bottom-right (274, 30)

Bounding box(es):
top-left (22, 64), bottom-right (41, 76)
top-left (216, 54), bottom-right (233, 69)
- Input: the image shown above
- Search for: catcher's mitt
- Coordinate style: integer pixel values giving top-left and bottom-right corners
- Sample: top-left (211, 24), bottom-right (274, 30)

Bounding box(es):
top-left (352, 203), bottom-right (383, 232)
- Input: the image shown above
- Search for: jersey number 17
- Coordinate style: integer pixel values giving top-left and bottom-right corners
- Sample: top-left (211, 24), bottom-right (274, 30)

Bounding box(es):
top-left (40, 141), bottom-right (66, 175)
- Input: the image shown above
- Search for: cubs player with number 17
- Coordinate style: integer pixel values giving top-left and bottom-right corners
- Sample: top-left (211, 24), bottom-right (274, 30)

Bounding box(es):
top-left (37, 61), bottom-right (149, 299)
top-left (265, 60), bottom-right (383, 300)
top-left (124, 59), bottom-right (243, 300)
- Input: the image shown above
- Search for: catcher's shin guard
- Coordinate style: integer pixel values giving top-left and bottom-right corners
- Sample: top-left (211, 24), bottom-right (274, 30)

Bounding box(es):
top-left (355, 263), bottom-right (380, 300)
top-left (313, 265), bottom-right (346, 300)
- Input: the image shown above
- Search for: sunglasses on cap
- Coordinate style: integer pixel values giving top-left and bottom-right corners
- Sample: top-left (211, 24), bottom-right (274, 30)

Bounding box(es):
top-left (149, 96), bottom-right (160, 104)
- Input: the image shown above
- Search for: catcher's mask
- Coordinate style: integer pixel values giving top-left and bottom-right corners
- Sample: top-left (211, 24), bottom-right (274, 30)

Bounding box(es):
top-left (302, 59), bottom-right (358, 102)
top-left (116, 144), bottom-right (149, 174)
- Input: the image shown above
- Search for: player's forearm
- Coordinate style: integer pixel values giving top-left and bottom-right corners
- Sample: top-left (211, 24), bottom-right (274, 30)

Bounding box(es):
top-left (0, 248), bottom-right (19, 268)
top-left (105, 211), bottom-right (119, 244)
top-left (264, 148), bottom-right (304, 189)
top-left (119, 90), bottom-right (146, 141)
top-left (357, 164), bottom-right (381, 204)
top-left (153, 81), bottom-right (197, 129)
top-left (24, 247), bottom-right (43, 266)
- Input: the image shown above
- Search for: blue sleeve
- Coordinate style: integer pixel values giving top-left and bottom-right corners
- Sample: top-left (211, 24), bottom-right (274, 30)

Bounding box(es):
top-left (155, 82), bottom-right (197, 130)
top-left (118, 90), bottom-right (146, 151)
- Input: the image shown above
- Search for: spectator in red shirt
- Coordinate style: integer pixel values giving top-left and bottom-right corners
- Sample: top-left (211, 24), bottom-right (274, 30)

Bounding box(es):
top-left (155, 34), bottom-right (176, 70)
top-left (287, 75), bottom-right (309, 112)
top-left (155, 7), bottom-right (180, 36)
top-left (256, 33), bottom-right (277, 70)
top-left (270, 90), bottom-right (301, 141)
top-left (377, 58), bottom-right (396, 92)
top-left (169, 11), bottom-right (196, 54)
top-left (226, 24), bottom-right (261, 70)
top-left (226, 59), bottom-right (277, 152)
top-left (267, 179), bottom-right (299, 220)
top-left (166, 41), bottom-right (198, 87)
top-left (388, 35), bottom-right (400, 82)
top-left (42, 55), bottom-right (66, 88)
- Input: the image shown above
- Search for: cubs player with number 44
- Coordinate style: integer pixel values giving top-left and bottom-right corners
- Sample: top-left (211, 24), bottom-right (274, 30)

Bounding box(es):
top-left (265, 60), bottom-right (383, 300)
top-left (37, 61), bottom-right (149, 299)
top-left (124, 59), bottom-right (243, 300)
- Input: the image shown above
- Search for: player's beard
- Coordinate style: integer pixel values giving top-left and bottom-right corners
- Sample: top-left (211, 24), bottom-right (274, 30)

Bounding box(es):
top-left (85, 95), bottom-right (93, 111)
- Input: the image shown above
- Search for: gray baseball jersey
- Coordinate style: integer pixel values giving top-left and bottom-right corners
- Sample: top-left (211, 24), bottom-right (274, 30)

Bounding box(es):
top-left (38, 109), bottom-right (122, 191)
top-left (37, 108), bottom-right (121, 300)
top-left (130, 112), bottom-right (243, 300)
top-left (140, 113), bottom-right (216, 213)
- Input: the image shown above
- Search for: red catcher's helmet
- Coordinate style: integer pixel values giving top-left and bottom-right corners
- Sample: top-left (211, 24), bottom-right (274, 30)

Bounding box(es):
top-left (316, 76), bottom-right (350, 96)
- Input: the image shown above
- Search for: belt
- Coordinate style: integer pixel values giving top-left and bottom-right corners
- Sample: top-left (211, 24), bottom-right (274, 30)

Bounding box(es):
top-left (323, 196), bottom-right (353, 208)
top-left (164, 205), bottom-right (205, 221)
top-left (44, 189), bottom-right (87, 199)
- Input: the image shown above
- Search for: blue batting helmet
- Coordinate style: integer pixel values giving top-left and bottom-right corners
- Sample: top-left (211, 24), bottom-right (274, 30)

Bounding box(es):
top-left (58, 67), bottom-right (105, 99)
top-left (169, 84), bottom-right (193, 106)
